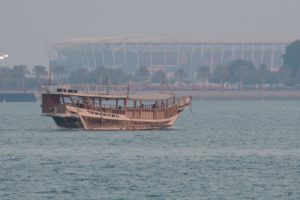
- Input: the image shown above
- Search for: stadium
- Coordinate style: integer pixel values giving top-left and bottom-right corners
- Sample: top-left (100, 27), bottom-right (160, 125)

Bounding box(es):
top-left (48, 35), bottom-right (290, 78)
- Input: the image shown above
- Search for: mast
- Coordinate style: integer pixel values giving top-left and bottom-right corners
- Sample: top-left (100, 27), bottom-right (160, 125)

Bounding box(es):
top-left (48, 71), bottom-right (52, 85)
top-left (46, 71), bottom-right (52, 93)
top-left (105, 77), bottom-right (109, 95)
top-left (127, 83), bottom-right (129, 98)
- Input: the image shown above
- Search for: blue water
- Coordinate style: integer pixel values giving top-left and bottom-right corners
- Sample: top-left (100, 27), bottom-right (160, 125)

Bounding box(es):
top-left (1, 101), bottom-right (300, 199)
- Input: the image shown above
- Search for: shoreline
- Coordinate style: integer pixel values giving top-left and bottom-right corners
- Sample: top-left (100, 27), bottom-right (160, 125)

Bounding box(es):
top-left (0, 92), bottom-right (37, 102)
top-left (1, 90), bottom-right (300, 102)
top-left (148, 89), bottom-right (300, 100)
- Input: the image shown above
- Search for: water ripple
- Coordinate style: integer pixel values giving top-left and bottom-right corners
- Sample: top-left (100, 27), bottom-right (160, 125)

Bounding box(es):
top-left (1, 101), bottom-right (300, 199)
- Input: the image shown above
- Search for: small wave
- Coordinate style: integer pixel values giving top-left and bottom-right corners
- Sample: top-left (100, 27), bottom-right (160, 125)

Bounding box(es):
top-left (40, 161), bottom-right (62, 165)
top-left (36, 189), bottom-right (58, 194)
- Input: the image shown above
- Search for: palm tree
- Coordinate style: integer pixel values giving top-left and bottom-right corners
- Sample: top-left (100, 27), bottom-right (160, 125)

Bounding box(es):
top-left (87, 65), bottom-right (107, 84)
top-left (197, 65), bottom-right (210, 83)
top-left (69, 68), bottom-right (89, 84)
top-left (135, 66), bottom-right (150, 82)
top-left (152, 70), bottom-right (167, 84)
top-left (12, 65), bottom-right (29, 90)
top-left (175, 68), bottom-right (187, 83)
top-left (258, 64), bottom-right (269, 89)
top-left (227, 60), bottom-right (257, 89)
top-left (0, 66), bottom-right (11, 90)
top-left (12, 65), bottom-right (29, 78)
top-left (33, 65), bottom-right (48, 78)
top-left (213, 65), bottom-right (228, 84)
top-left (282, 40), bottom-right (300, 77)
top-left (51, 65), bottom-right (67, 83)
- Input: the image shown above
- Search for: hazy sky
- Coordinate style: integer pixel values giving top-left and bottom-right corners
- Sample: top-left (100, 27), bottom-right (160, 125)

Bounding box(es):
top-left (0, 0), bottom-right (299, 67)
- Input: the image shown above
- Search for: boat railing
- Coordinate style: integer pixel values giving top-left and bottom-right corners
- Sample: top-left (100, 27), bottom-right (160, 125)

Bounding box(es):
top-left (66, 103), bottom-right (123, 119)
top-left (65, 101), bottom-right (179, 120)
top-left (177, 96), bottom-right (192, 107)
top-left (86, 109), bottom-right (121, 119)
top-left (124, 104), bottom-right (178, 120)
top-left (69, 100), bottom-right (173, 112)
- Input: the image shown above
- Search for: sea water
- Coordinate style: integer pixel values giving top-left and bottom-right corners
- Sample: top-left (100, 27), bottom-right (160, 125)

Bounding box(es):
top-left (1, 101), bottom-right (300, 199)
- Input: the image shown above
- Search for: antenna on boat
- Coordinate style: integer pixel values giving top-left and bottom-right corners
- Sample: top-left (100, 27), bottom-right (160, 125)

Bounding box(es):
top-left (46, 70), bottom-right (52, 93)
top-left (127, 83), bottom-right (130, 98)
top-left (105, 76), bottom-right (109, 94)
top-left (48, 71), bottom-right (52, 86)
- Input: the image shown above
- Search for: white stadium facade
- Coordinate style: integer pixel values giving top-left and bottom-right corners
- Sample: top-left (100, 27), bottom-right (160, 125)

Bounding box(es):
top-left (48, 36), bottom-right (290, 77)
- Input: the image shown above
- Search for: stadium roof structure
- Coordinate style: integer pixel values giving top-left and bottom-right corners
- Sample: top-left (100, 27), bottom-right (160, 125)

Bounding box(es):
top-left (52, 35), bottom-right (293, 47)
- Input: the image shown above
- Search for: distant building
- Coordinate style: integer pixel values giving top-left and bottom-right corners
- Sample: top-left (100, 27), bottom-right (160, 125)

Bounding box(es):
top-left (48, 35), bottom-right (290, 78)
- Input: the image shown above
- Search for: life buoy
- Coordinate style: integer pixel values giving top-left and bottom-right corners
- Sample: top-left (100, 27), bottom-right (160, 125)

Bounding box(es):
top-left (49, 106), bottom-right (57, 113)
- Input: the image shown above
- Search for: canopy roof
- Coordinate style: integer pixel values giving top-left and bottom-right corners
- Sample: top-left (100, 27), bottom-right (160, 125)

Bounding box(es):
top-left (56, 92), bottom-right (174, 100)
top-left (128, 93), bottom-right (174, 101)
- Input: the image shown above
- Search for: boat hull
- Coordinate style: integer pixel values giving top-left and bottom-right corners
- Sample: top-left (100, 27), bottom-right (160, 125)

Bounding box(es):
top-left (48, 113), bottom-right (179, 130)
top-left (52, 115), bottom-right (83, 129)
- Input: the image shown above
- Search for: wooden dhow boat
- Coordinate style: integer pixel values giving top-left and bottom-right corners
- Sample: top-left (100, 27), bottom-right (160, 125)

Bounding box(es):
top-left (41, 86), bottom-right (192, 130)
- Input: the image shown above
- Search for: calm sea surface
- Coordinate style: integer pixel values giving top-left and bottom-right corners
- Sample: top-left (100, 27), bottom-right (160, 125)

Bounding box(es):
top-left (1, 101), bottom-right (300, 199)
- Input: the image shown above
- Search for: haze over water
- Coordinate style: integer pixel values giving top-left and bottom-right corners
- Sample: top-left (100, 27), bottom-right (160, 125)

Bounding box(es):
top-left (1, 101), bottom-right (300, 199)
top-left (1, 0), bottom-right (300, 66)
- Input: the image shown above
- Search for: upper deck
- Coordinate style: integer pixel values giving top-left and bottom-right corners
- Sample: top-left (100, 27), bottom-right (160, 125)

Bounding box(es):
top-left (42, 84), bottom-right (176, 101)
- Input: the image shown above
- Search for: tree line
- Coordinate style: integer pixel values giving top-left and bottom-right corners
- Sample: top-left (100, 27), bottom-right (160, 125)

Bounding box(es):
top-left (0, 65), bottom-right (48, 91)
top-left (1, 40), bottom-right (300, 90)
